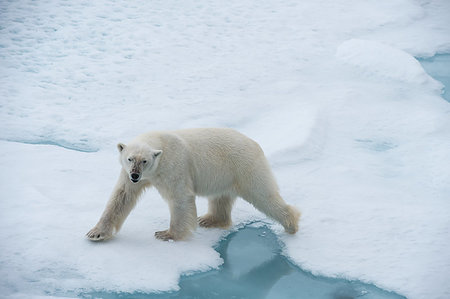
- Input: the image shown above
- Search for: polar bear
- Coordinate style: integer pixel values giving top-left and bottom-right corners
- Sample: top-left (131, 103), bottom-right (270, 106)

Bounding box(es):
top-left (87, 128), bottom-right (300, 241)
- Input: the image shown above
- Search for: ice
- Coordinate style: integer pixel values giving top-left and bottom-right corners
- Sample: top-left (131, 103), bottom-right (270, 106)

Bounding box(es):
top-left (1, 0), bottom-right (450, 298)
top-left (87, 224), bottom-right (404, 298)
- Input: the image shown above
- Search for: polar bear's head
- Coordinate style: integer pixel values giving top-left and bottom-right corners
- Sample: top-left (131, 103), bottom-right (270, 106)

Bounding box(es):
top-left (117, 142), bottom-right (163, 184)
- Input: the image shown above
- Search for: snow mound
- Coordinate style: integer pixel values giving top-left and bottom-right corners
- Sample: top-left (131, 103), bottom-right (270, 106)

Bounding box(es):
top-left (336, 39), bottom-right (443, 91)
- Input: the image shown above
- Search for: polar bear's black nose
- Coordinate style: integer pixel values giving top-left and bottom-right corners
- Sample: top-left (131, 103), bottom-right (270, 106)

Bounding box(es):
top-left (131, 173), bottom-right (140, 181)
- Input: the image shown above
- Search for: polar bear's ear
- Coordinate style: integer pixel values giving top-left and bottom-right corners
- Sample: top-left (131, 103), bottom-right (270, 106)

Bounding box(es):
top-left (153, 150), bottom-right (163, 157)
top-left (117, 143), bottom-right (126, 153)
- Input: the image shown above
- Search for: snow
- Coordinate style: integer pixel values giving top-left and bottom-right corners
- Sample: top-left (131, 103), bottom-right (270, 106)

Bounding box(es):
top-left (0, 0), bottom-right (449, 298)
top-left (336, 39), bottom-right (443, 90)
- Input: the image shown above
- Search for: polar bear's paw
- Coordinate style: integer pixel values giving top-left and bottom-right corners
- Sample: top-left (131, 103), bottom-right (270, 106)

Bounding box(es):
top-left (154, 229), bottom-right (175, 241)
top-left (86, 227), bottom-right (112, 242)
top-left (283, 205), bottom-right (301, 234)
top-left (198, 215), bottom-right (231, 229)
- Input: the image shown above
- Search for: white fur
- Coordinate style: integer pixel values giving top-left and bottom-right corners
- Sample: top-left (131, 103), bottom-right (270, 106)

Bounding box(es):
top-left (87, 128), bottom-right (300, 241)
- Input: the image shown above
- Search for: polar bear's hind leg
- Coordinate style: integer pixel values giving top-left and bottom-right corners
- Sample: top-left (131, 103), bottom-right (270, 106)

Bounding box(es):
top-left (252, 193), bottom-right (300, 234)
top-left (198, 195), bottom-right (236, 228)
top-left (238, 169), bottom-right (301, 234)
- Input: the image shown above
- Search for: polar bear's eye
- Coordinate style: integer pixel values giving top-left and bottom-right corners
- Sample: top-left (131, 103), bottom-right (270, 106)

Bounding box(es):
top-left (128, 158), bottom-right (132, 162)
top-left (143, 160), bottom-right (147, 164)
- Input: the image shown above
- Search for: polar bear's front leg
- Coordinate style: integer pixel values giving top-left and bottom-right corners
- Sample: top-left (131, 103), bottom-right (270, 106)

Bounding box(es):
top-left (87, 172), bottom-right (146, 241)
top-left (155, 196), bottom-right (197, 241)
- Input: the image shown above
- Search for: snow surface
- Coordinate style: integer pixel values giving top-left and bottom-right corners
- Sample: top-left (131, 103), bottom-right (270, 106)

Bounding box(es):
top-left (0, 0), bottom-right (449, 298)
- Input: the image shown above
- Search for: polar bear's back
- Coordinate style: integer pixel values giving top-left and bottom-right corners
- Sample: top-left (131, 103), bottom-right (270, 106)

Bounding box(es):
top-left (175, 128), bottom-right (264, 164)
top-left (140, 128), bottom-right (275, 197)
top-left (179, 128), bottom-right (272, 196)
top-left (176, 128), bottom-right (260, 151)
top-left (176, 127), bottom-right (264, 166)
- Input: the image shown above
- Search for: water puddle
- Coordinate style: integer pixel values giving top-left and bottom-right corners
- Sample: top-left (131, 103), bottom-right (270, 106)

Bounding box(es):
top-left (83, 223), bottom-right (405, 299)
top-left (418, 54), bottom-right (450, 102)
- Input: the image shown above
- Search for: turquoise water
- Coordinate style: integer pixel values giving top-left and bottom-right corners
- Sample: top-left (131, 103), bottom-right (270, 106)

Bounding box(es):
top-left (84, 223), bottom-right (405, 299)
top-left (418, 54), bottom-right (450, 102)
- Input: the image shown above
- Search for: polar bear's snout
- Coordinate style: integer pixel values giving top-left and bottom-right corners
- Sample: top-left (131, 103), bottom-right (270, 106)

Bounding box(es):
top-left (130, 173), bottom-right (140, 183)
